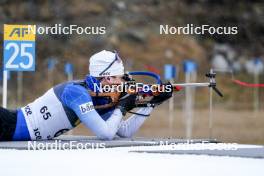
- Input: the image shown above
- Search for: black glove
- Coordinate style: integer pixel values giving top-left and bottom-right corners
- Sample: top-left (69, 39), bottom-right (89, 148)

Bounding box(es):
top-left (150, 82), bottom-right (173, 107)
top-left (117, 94), bottom-right (137, 116)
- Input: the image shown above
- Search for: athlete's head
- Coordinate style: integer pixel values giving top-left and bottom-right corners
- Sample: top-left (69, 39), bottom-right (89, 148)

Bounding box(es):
top-left (89, 50), bottom-right (125, 85)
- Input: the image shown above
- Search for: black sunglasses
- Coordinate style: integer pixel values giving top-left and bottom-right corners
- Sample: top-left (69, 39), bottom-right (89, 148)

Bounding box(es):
top-left (99, 50), bottom-right (121, 76)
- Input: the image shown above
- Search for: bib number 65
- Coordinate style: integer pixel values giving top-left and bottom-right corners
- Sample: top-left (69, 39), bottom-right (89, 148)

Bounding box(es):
top-left (40, 106), bottom-right (52, 120)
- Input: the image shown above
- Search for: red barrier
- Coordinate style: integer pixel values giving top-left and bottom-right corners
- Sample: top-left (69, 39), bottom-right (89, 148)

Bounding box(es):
top-left (233, 79), bottom-right (264, 88)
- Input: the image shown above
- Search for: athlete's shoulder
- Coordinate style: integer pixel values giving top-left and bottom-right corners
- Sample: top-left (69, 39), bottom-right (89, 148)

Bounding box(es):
top-left (66, 83), bottom-right (89, 96)
top-left (53, 81), bottom-right (88, 97)
top-left (59, 82), bottom-right (92, 107)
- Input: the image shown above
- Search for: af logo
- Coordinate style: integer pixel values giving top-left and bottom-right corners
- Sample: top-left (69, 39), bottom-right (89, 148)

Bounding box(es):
top-left (9, 28), bottom-right (30, 37)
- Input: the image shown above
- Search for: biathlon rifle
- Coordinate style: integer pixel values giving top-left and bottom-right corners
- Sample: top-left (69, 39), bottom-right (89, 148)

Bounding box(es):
top-left (89, 69), bottom-right (223, 109)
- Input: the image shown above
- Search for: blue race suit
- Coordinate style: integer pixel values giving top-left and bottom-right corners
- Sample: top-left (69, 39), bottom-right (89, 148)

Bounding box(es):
top-left (12, 79), bottom-right (153, 141)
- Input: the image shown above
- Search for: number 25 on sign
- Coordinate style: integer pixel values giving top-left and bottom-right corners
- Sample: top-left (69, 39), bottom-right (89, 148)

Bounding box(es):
top-left (3, 24), bottom-right (35, 71)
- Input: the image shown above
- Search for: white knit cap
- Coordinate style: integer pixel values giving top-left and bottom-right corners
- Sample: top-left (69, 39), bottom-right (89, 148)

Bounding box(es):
top-left (89, 50), bottom-right (124, 77)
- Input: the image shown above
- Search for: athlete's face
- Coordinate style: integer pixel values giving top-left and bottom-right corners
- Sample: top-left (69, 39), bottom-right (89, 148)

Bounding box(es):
top-left (101, 75), bottom-right (124, 85)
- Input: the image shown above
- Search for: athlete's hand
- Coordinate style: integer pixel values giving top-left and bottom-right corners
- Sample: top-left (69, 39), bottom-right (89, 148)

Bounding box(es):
top-left (117, 94), bottom-right (137, 116)
top-left (150, 82), bottom-right (173, 107)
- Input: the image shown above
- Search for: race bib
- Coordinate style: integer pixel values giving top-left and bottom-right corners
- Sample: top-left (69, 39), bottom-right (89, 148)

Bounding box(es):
top-left (21, 88), bottom-right (73, 140)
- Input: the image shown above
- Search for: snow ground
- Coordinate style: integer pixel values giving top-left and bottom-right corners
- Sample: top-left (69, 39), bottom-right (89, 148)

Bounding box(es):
top-left (0, 144), bottom-right (263, 176)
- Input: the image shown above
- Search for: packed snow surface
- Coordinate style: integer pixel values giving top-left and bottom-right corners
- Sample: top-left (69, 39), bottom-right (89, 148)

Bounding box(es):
top-left (0, 143), bottom-right (263, 176)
